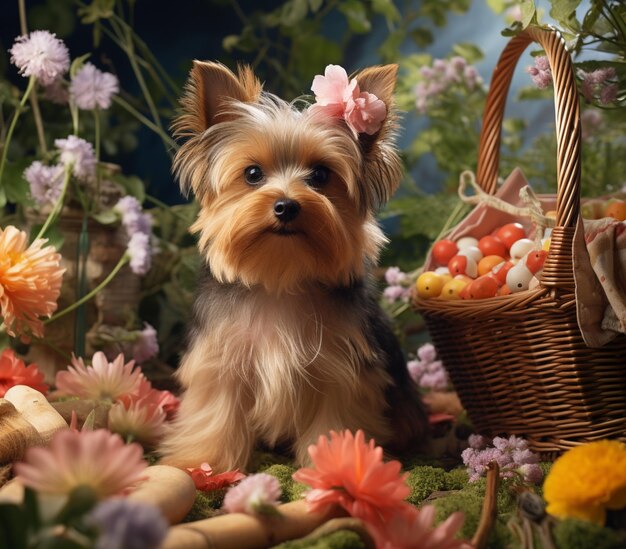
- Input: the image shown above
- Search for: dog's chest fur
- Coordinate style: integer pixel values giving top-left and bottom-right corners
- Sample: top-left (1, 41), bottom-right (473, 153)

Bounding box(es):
top-left (178, 269), bottom-right (391, 446)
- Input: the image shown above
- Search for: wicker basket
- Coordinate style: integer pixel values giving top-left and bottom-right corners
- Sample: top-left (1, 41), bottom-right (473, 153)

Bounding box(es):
top-left (414, 26), bottom-right (626, 456)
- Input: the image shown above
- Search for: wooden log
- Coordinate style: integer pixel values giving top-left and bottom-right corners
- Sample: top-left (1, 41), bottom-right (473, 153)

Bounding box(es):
top-left (0, 477), bottom-right (24, 504)
top-left (51, 399), bottom-right (111, 429)
top-left (4, 386), bottom-right (67, 443)
top-left (161, 500), bottom-right (345, 549)
top-left (127, 465), bottom-right (196, 524)
top-left (0, 399), bottom-right (43, 465)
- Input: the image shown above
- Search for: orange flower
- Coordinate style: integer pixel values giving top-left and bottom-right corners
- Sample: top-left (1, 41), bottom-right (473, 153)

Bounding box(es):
top-left (0, 348), bottom-right (48, 397)
top-left (293, 430), bottom-right (411, 535)
top-left (108, 397), bottom-right (166, 447)
top-left (0, 226), bottom-right (64, 341)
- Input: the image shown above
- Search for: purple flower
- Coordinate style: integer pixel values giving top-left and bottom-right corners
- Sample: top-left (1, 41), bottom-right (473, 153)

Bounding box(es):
top-left (132, 323), bottom-right (159, 363)
top-left (87, 498), bottom-right (167, 549)
top-left (70, 62), bottom-right (119, 110)
top-left (383, 285), bottom-right (409, 303)
top-left (407, 359), bottom-right (426, 383)
top-left (127, 232), bottom-right (152, 275)
top-left (518, 463), bottom-right (543, 484)
top-left (419, 370), bottom-right (448, 390)
top-left (384, 266), bottom-right (408, 285)
top-left (55, 135), bottom-right (96, 181)
top-left (417, 343), bottom-right (437, 363)
top-left (526, 56), bottom-right (552, 89)
top-left (114, 196), bottom-right (153, 236)
top-left (468, 434), bottom-right (487, 450)
top-left (9, 30), bottom-right (70, 85)
top-left (24, 161), bottom-right (64, 207)
top-left (222, 473), bottom-right (282, 515)
top-left (578, 68), bottom-right (618, 105)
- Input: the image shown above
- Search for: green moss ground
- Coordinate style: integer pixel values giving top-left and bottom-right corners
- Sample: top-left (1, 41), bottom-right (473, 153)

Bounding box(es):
top-left (184, 456), bottom-right (626, 548)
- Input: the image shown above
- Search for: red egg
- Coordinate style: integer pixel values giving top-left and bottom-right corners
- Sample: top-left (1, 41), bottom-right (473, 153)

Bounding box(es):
top-left (498, 284), bottom-right (512, 296)
top-left (448, 255), bottom-right (478, 278)
top-left (432, 239), bottom-right (458, 266)
top-left (495, 223), bottom-right (526, 250)
top-left (491, 261), bottom-right (514, 285)
top-left (478, 235), bottom-right (507, 258)
top-left (525, 250), bottom-right (548, 274)
top-left (467, 276), bottom-right (499, 299)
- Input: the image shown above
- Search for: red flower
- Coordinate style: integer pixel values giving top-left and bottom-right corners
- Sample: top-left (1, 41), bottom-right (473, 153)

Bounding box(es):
top-left (186, 462), bottom-right (245, 491)
top-left (0, 348), bottom-right (48, 397)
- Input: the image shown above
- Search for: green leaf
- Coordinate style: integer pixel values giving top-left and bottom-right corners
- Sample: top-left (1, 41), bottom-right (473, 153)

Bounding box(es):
top-left (549, 0), bottom-right (583, 23)
top-left (486, 0), bottom-right (507, 14)
top-left (3, 158), bottom-right (31, 205)
top-left (53, 486), bottom-right (98, 526)
top-left (451, 43), bottom-right (484, 64)
top-left (78, 0), bottom-right (115, 24)
top-left (111, 174), bottom-right (146, 202)
top-left (70, 53), bottom-right (91, 79)
top-left (280, 0), bottom-right (309, 26)
top-left (520, 0), bottom-right (537, 28)
top-left (82, 409), bottom-right (96, 431)
top-left (29, 223), bottom-right (65, 250)
top-left (91, 208), bottom-right (118, 225)
top-left (23, 487), bottom-right (41, 532)
top-left (339, 0), bottom-right (372, 33)
top-left (409, 28), bottom-right (434, 48)
top-left (222, 35), bottom-right (239, 52)
top-left (0, 503), bottom-right (27, 549)
top-left (372, 0), bottom-right (401, 23)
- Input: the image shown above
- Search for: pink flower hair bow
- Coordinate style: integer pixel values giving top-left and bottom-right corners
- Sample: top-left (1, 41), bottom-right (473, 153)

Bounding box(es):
top-left (309, 64), bottom-right (387, 136)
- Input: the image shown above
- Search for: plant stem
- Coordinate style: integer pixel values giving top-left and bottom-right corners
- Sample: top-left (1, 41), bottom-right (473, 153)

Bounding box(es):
top-left (93, 108), bottom-right (101, 205)
top-left (35, 164), bottom-right (72, 240)
top-left (113, 95), bottom-right (178, 150)
top-left (46, 253), bottom-right (130, 324)
top-left (0, 75), bottom-right (35, 187)
top-left (74, 215), bottom-right (90, 357)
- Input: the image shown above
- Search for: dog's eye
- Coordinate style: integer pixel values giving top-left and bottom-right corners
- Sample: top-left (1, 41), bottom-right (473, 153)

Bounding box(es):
top-left (308, 165), bottom-right (330, 187)
top-left (244, 165), bottom-right (264, 185)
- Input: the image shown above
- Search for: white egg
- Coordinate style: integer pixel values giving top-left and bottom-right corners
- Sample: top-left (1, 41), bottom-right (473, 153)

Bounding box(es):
top-left (456, 236), bottom-right (479, 250)
top-left (506, 263), bottom-right (534, 292)
top-left (458, 245), bottom-right (483, 263)
top-left (434, 266), bottom-right (451, 276)
top-left (509, 238), bottom-right (535, 260)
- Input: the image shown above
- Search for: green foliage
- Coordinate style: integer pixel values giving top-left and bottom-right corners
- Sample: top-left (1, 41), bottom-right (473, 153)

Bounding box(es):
top-left (260, 464), bottom-right (305, 503)
top-left (552, 518), bottom-right (626, 549)
top-left (405, 465), bottom-right (447, 505)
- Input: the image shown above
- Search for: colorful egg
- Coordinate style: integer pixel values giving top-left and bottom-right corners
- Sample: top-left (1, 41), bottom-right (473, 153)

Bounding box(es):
top-left (456, 236), bottom-right (479, 250)
top-left (458, 245), bottom-right (483, 263)
top-left (509, 238), bottom-right (535, 260)
top-left (466, 276), bottom-right (499, 299)
top-left (448, 255), bottom-right (478, 278)
top-left (506, 263), bottom-right (534, 292)
top-left (432, 239), bottom-right (458, 266)
top-left (491, 260), bottom-right (514, 285)
top-left (495, 223), bottom-right (526, 249)
top-left (524, 250), bottom-right (548, 274)
top-left (416, 272), bottom-right (445, 298)
top-left (478, 255), bottom-right (506, 277)
top-left (478, 235), bottom-right (507, 258)
top-left (440, 278), bottom-right (468, 300)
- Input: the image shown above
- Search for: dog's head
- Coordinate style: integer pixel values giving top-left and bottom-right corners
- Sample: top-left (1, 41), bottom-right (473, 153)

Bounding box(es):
top-left (172, 62), bottom-right (402, 293)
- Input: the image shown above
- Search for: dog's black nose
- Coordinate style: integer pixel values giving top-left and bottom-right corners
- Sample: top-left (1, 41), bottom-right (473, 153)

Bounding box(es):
top-left (273, 199), bottom-right (300, 222)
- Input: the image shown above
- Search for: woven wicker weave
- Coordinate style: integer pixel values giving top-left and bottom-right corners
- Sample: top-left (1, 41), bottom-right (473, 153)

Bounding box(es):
top-left (414, 26), bottom-right (626, 456)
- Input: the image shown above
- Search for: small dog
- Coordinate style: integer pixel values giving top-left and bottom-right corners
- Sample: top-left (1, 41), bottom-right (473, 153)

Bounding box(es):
top-left (159, 61), bottom-right (428, 471)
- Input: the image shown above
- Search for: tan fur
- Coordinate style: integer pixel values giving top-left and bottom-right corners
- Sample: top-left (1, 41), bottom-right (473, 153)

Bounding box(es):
top-left (159, 61), bottom-right (424, 472)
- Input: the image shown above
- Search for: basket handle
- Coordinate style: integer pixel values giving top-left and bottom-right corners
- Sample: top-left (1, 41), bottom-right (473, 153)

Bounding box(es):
top-left (476, 26), bottom-right (581, 290)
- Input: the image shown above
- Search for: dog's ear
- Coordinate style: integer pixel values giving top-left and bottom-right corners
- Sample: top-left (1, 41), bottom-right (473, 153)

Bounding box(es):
top-left (173, 61), bottom-right (262, 138)
top-left (353, 64), bottom-right (402, 209)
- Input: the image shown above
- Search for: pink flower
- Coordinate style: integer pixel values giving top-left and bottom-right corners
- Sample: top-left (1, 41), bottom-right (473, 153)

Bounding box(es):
top-left (108, 397), bottom-right (166, 447)
top-left (526, 57), bottom-right (552, 89)
top-left (0, 349), bottom-right (48, 397)
top-left (70, 62), bottom-right (119, 110)
top-left (417, 343), bottom-right (437, 363)
top-left (15, 428), bottom-right (146, 497)
top-left (55, 352), bottom-right (144, 401)
top-left (384, 267), bottom-right (408, 286)
top-left (222, 473), bottom-right (282, 515)
top-left (9, 30), bottom-right (70, 85)
top-left (293, 430), bottom-right (410, 536)
top-left (309, 64), bottom-right (387, 136)
top-left (24, 161), bottom-right (65, 208)
top-left (132, 323), bottom-right (159, 363)
top-left (121, 374), bottom-right (180, 420)
top-left (127, 232), bottom-right (152, 275)
top-left (375, 505), bottom-right (470, 549)
top-left (54, 135), bottom-right (96, 181)
top-left (186, 463), bottom-right (246, 491)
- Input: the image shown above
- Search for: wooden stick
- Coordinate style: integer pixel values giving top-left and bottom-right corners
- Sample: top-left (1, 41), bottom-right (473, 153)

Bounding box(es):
top-left (471, 461), bottom-right (500, 549)
top-left (161, 500), bottom-right (346, 549)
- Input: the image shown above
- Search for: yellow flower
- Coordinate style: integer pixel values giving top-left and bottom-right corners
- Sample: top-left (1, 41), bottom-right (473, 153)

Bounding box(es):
top-left (543, 440), bottom-right (626, 525)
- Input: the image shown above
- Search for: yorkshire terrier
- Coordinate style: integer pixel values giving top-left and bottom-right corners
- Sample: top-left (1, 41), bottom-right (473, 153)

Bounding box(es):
top-left (159, 61), bottom-right (429, 471)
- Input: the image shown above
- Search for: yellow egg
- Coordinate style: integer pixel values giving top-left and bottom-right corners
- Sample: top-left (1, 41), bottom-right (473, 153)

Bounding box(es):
top-left (415, 272), bottom-right (445, 298)
top-left (439, 278), bottom-right (468, 300)
top-left (542, 238), bottom-right (551, 251)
